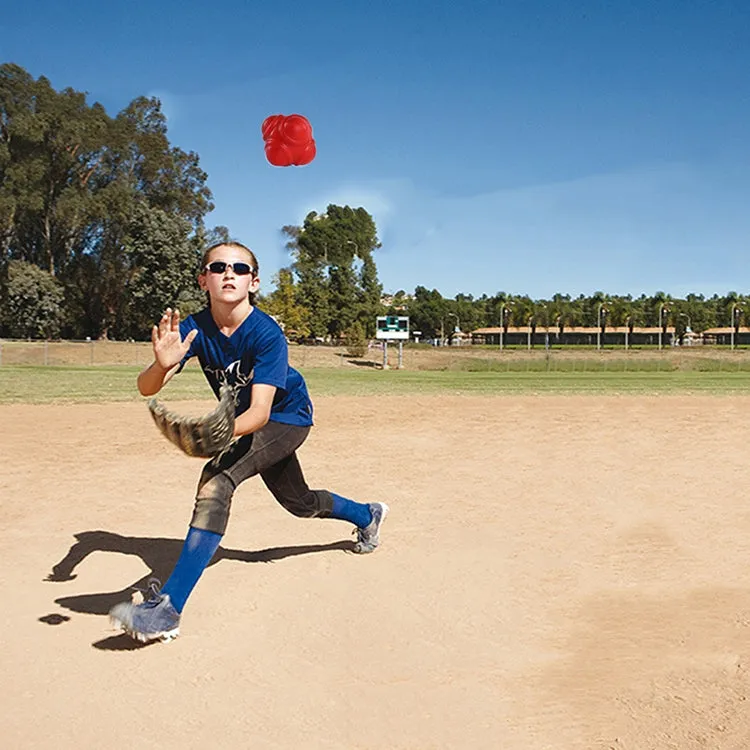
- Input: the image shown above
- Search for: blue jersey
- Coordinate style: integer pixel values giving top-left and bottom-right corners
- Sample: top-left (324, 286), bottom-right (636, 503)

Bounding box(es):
top-left (176, 307), bottom-right (313, 427)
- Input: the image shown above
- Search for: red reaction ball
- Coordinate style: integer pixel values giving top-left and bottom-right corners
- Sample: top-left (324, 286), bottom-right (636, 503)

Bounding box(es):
top-left (261, 114), bottom-right (283, 141)
top-left (262, 114), bottom-right (316, 167)
top-left (265, 139), bottom-right (295, 167)
top-left (294, 140), bottom-right (316, 166)
top-left (281, 114), bottom-right (313, 145)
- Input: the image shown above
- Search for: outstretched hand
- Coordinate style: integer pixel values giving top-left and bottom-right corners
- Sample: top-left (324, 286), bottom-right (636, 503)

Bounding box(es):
top-left (152, 308), bottom-right (198, 371)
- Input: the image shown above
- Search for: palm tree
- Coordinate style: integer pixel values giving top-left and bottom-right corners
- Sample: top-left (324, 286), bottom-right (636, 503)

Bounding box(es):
top-left (606, 295), bottom-right (632, 328)
top-left (509, 295), bottom-right (534, 329)
top-left (549, 293), bottom-right (572, 333)
top-left (569, 295), bottom-right (587, 327)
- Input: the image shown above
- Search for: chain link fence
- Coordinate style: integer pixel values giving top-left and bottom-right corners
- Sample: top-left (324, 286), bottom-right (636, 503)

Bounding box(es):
top-left (2, 338), bottom-right (750, 372)
top-left (0, 339), bottom-right (351, 369)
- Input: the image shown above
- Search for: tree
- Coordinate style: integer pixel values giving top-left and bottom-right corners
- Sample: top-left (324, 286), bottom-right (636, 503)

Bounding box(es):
top-left (344, 320), bottom-right (367, 358)
top-left (281, 205), bottom-right (383, 340)
top-left (548, 293), bottom-right (572, 332)
top-left (193, 224), bottom-right (231, 254)
top-left (605, 295), bottom-right (632, 328)
top-left (121, 202), bottom-right (202, 338)
top-left (451, 293), bottom-right (479, 338)
top-left (508, 294), bottom-right (534, 329)
top-left (0, 64), bottom-right (217, 338)
top-left (484, 292), bottom-right (511, 330)
top-left (260, 267), bottom-right (311, 339)
top-left (0, 64), bottom-right (110, 277)
top-left (358, 253), bottom-right (383, 336)
top-left (0, 259), bottom-right (65, 338)
top-left (715, 292), bottom-right (744, 328)
top-left (408, 286), bottom-right (447, 340)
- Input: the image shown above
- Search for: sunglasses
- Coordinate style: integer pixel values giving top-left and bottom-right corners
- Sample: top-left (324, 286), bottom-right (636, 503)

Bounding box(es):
top-left (204, 261), bottom-right (255, 276)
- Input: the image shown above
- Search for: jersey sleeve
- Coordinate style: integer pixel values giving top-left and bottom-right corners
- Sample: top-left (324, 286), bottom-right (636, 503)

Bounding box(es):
top-left (251, 327), bottom-right (289, 388)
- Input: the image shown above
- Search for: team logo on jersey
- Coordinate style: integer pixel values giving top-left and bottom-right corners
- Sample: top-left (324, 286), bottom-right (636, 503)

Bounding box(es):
top-left (204, 358), bottom-right (254, 406)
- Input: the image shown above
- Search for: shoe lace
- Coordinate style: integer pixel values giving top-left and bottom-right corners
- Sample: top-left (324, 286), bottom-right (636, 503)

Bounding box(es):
top-left (133, 577), bottom-right (164, 607)
top-left (352, 526), bottom-right (368, 546)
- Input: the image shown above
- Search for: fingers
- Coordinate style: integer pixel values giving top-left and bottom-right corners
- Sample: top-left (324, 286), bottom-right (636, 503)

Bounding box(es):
top-left (156, 308), bottom-right (181, 339)
top-left (158, 308), bottom-right (171, 339)
top-left (181, 328), bottom-right (198, 353)
top-left (153, 308), bottom-right (185, 347)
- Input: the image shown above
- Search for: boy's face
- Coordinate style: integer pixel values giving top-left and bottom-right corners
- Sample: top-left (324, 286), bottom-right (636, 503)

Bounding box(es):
top-left (199, 245), bottom-right (260, 304)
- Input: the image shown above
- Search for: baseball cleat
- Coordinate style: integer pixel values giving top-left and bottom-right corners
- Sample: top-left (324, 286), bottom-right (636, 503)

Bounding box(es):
top-left (353, 502), bottom-right (389, 554)
top-left (109, 580), bottom-right (181, 644)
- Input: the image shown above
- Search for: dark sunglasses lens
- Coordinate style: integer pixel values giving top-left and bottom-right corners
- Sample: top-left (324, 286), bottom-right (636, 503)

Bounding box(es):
top-left (207, 261), bottom-right (252, 275)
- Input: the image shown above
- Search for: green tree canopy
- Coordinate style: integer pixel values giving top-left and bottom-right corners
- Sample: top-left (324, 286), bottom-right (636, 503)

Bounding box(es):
top-left (282, 204), bottom-right (383, 339)
top-left (1, 259), bottom-right (65, 338)
top-left (258, 266), bottom-right (312, 339)
top-left (0, 63), bottom-right (220, 339)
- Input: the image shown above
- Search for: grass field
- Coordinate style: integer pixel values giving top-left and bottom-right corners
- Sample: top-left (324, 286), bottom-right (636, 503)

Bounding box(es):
top-left (1, 364), bottom-right (750, 403)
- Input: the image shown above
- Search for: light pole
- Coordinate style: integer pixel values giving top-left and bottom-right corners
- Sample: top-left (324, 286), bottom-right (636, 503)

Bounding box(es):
top-left (625, 315), bottom-right (631, 350)
top-left (658, 305), bottom-right (669, 350)
top-left (597, 304), bottom-right (607, 351)
top-left (527, 315), bottom-right (533, 351)
top-left (538, 305), bottom-right (548, 332)
top-left (731, 305), bottom-right (742, 350)
top-left (539, 305), bottom-right (550, 351)
top-left (499, 306), bottom-right (510, 350)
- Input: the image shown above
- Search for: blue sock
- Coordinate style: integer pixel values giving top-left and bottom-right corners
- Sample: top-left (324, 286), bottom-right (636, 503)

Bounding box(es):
top-left (330, 493), bottom-right (372, 528)
top-left (161, 526), bottom-right (222, 613)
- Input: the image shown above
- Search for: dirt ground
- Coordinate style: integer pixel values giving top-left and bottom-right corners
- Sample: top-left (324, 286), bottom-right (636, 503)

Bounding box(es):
top-left (3, 393), bottom-right (750, 749)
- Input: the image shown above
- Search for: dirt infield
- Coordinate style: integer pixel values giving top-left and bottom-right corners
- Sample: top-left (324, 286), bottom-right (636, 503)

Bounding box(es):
top-left (3, 393), bottom-right (750, 748)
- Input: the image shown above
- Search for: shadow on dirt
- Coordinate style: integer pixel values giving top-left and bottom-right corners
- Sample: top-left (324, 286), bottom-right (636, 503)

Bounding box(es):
top-left (43, 529), bottom-right (356, 619)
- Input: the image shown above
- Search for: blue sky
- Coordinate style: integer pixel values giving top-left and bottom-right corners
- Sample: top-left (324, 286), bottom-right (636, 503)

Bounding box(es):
top-left (2, 0), bottom-right (749, 300)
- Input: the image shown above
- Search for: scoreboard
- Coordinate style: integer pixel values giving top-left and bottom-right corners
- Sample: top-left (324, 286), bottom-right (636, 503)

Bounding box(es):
top-left (376, 316), bottom-right (409, 340)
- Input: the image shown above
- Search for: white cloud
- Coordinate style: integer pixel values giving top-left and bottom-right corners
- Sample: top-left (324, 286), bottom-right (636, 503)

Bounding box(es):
top-left (295, 181), bottom-right (405, 238)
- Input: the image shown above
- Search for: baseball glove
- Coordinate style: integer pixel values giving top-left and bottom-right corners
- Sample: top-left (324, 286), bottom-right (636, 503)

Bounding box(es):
top-left (148, 384), bottom-right (236, 458)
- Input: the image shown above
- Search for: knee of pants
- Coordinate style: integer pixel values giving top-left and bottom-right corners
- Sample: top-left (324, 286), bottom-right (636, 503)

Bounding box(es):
top-left (274, 488), bottom-right (333, 519)
top-left (190, 471), bottom-right (235, 535)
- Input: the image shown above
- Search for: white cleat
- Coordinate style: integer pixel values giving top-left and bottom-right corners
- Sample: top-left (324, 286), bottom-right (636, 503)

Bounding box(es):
top-left (353, 502), bottom-right (390, 553)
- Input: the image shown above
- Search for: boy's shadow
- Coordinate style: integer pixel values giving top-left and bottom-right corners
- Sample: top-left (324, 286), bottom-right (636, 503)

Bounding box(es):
top-left (45, 530), bottom-right (356, 619)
